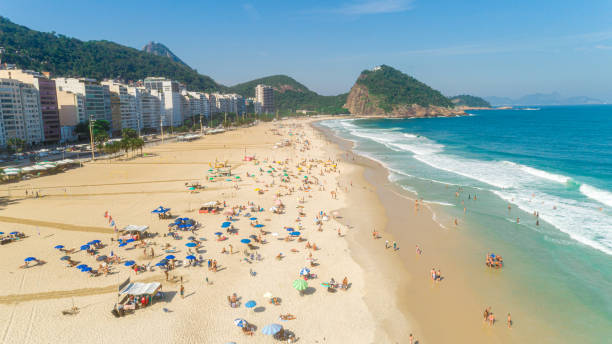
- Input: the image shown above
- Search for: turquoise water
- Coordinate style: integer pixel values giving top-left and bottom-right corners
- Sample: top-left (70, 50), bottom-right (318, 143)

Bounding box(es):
top-left (321, 105), bottom-right (612, 340)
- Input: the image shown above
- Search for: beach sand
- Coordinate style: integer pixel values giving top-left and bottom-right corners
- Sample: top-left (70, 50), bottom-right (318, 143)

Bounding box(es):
top-left (0, 117), bottom-right (550, 343)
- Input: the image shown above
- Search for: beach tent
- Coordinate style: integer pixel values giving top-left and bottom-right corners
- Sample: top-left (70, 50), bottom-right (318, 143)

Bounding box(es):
top-left (119, 282), bottom-right (161, 296)
top-left (121, 225), bottom-right (149, 233)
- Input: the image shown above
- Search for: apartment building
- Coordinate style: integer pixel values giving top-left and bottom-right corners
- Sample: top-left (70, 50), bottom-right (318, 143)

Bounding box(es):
top-left (143, 77), bottom-right (182, 126)
top-left (54, 77), bottom-right (112, 124)
top-left (255, 84), bottom-right (274, 114)
top-left (0, 69), bottom-right (61, 143)
top-left (0, 78), bottom-right (44, 146)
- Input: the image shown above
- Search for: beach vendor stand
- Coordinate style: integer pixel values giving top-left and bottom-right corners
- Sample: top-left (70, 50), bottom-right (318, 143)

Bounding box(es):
top-left (120, 225), bottom-right (150, 240)
top-left (113, 277), bottom-right (162, 317)
top-left (199, 201), bottom-right (221, 214)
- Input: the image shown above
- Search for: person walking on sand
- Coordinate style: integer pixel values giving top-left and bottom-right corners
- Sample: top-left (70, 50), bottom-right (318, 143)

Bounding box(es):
top-left (393, 241), bottom-right (397, 251)
top-left (431, 268), bottom-right (436, 281)
top-left (507, 313), bottom-right (512, 328)
top-left (489, 312), bottom-right (495, 326)
top-left (180, 284), bottom-right (185, 298)
top-left (484, 306), bottom-right (491, 322)
top-left (409, 333), bottom-right (414, 344)
top-left (385, 240), bottom-right (389, 249)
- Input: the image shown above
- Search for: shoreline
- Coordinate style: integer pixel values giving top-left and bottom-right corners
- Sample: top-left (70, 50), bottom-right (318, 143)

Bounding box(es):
top-left (313, 120), bottom-right (558, 343)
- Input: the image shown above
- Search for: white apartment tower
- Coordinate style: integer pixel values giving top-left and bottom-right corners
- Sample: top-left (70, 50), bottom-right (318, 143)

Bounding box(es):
top-left (255, 84), bottom-right (274, 114)
top-left (0, 78), bottom-right (45, 147)
top-left (143, 77), bottom-right (182, 127)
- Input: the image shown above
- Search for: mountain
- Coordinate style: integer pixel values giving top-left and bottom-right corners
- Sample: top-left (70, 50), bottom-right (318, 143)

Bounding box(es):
top-left (485, 93), bottom-right (605, 106)
top-left (0, 17), bottom-right (221, 92)
top-left (449, 95), bottom-right (491, 108)
top-left (228, 75), bottom-right (348, 114)
top-left (142, 41), bottom-right (187, 66)
top-left (344, 65), bottom-right (463, 117)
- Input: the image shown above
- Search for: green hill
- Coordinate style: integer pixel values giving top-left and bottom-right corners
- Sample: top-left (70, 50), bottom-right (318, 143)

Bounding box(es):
top-left (449, 95), bottom-right (491, 107)
top-left (0, 17), bottom-right (220, 92)
top-left (345, 65), bottom-right (463, 117)
top-left (228, 75), bottom-right (348, 114)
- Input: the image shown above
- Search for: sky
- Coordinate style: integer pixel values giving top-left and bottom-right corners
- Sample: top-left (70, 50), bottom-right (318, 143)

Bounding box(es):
top-left (1, 0), bottom-right (612, 100)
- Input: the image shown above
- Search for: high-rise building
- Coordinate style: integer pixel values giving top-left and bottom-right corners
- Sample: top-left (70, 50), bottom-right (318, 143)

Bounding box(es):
top-left (0, 78), bottom-right (45, 147)
top-left (206, 93), bottom-right (218, 114)
top-left (138, 88), bottom-right (163, 131)
top-left (143, 77), bottom-right (182, 126)
top-left (255, 84), bottom-right (274, 114)
top-left (0, 69), bottom-right (61, 143)
top-left (56, 90), bottom-right (85, 126)
top-left (54, 77), bottom-right (112, 125)
top-left (101, 80), bottom-right (142, 135)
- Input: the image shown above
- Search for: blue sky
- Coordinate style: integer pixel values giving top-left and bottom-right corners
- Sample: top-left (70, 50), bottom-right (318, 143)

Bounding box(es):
top-left (2, 0), bottom-right (612, 100)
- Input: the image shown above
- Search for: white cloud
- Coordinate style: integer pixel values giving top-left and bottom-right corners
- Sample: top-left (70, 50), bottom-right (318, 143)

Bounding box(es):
top-left (335, 0), bottom-right (413, 16)
top-left (595, 44), bottom-right (612, 50)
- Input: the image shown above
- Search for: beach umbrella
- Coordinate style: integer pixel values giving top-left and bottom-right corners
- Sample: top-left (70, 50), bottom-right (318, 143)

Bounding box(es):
top-left (96, 255), bottom-right (107, 261)
top-left (249, 234), bottom-right (257, 239)
top-left (221, 222), bottom-right (231, 228)
top-left (285, 228), bottom-right (294, 232)
top-left (240, 239), bottom-right (251, 244)
top-left (249, 217), bottom-right (257, 221)
top-left (24, 257), bottom-right (36, 262)
top-left (76, 264), bottom-right (88, 269)
top-left (89, 240), bottom-right (101, 244)
top-left (0, 232), bottom-right (3, 235)
top-left (185, 242), bottom-right (196, 247)
top-left (290, 231), bottom-right (301, 236)
top-left (214, 232), bottom-right (223, 236)
top-left (299, 267), bottom-right (310, 276)
top-left (155, 261), bottom-right (167, 267)
top-left (186, 255), bottom-right (196, 260)
top-left (10, 231), bottom-right (19, 235)
top-left (80, 245), bottom-right (89, 250)
top-left (165, 255), bottom-right (176, 260)
top-left (81, 267), bottom-right (92, 272)
top-left (261, 323), bottom-right (283, 335)
top-left (234, 318), bottom-right (247, 328)
top-left (54, 245), bottom-right (64, 249)
top-left (292, 279), bottom-right (308, 291)
top-left (60, 256), bottom-right (70, 261)
top-left (124, 260), bottom-right (135, 267)
top-left (245, 300), bottom-right (256, 309)
top-left (126, 238), bottom-right (135, 243)
top-left (254, 224), bottom-right (264, 228)
top-left (118, 243), bottom-right (127, 247)
top-left (263, 292), bottom-right (273, 298)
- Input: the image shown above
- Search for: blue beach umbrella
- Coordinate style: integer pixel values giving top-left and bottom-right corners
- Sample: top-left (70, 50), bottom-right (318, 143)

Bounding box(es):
top-left (245, 300), bottom-right (256, 308)
top-left (96, 255), bottom-right (107, 261)
top-left (285, 228), bottom-right (294, 232)
top-left (214, 232), bottom-right (223, 236)
top-left (10, 231), bottom-right (18, 235)
top-left (24, 257), bottom-right (36, 262)
top-left (299, 267), bottom-right (310, 276)
top-left (155, 260), bottom-right (167, 267)
top-left (249, 217), bottom-right (257, 221)
top-left (81, 267), bottom-right (92, 272)
top-left (60, 256), bottom-right (70, 261)
top-left (165, 255), bottom-right (175, 260)
top-left (126, 238), bottom-right (135, 243)
top-left (80, 244), bottom-right (89, 250)
top-left (89, 240), bottom-right (101, 244)
top-left (254, 224), bottom-right (264, 228)
top-left (221, 222), bottom-right (231, 228)
top-left (54, 245), bottom-right (64, 249)
top-left (240, 239), bottom-right (251, 244)
top-left (234, 318), bottom-right (247, 328)
top-left (76, 264), bottom-right (87, 269)
top-left (0, 232), bottom-right (3, 235)
top-left (186, 255), bottom-right (196, 260)
top-left (261, 323), bottom-right (283, 335)
top-left (185, 242), bottom-right (196, 247)
top-left (124, 260), bottom-right (135, 267)
top-left (118, 243), bottom-right (127, 247)
top-left (290, 231), bottom-right (301, 236)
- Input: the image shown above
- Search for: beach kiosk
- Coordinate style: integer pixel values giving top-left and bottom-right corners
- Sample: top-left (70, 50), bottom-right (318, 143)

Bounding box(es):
top-left (199, 201), bottom-right (221, 214)
top-left (120, 225), bottom-right (150, 240)
top-left (113, 277), bottom-right (162, 317)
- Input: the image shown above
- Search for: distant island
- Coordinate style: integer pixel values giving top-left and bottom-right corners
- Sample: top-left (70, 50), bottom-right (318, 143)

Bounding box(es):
top-left (344, 65), bottom-right (465, 117)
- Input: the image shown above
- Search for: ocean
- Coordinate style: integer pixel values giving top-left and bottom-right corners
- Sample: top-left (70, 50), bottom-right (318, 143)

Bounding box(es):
top-left (320, 105), bottom-right (612, 341)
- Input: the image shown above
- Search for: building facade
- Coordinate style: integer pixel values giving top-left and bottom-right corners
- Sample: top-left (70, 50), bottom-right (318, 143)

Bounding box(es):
top-left (255, 84), bottom-right (274, 114)
top-left (0, 78), bottom-right (44, 147)
top-left (54, 77), bottom-right (112, 125)
top-left (143, 77), bottom-right (182, 127)
top-left (0, 69), bottom-right (61, 143)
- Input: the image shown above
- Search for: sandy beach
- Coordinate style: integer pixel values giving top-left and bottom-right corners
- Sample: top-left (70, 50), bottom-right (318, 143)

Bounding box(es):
top-left (0, 117), bottom-right (564, 343)
top-left (0, 119), bottom-right (411, 344)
